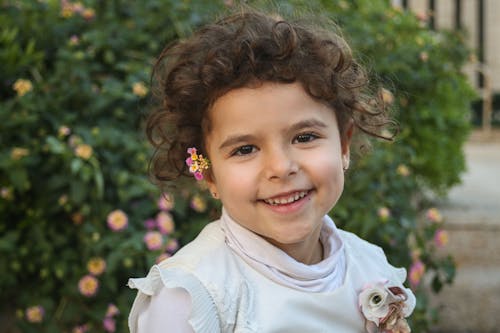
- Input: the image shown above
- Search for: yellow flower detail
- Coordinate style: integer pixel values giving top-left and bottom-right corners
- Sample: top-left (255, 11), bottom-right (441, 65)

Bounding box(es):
top-left (58, 195), bottom-right (68, 206)
top-left (75, 144), bottom-right (93, 160)
top-left (87, 257), bottom-right (106, 276)
top-left (426, 208), bottom-right (443, 223)
top-left (25, 305), bottom-right (44, 323)
top-left (11, 147), bottom-right (30, 160)
top-left (396, 164), bottom-right (410, 177)
top-left (132, 82), bottom-right (148, 97)
top-left (13, 79), bottom-right (33, 97)
top-left (82, 8), bottom-right (95, 20)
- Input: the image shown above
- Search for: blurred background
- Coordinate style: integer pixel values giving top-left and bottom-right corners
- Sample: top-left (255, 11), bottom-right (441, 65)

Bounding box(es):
top-left (0, 0), bottom-right (498, 332)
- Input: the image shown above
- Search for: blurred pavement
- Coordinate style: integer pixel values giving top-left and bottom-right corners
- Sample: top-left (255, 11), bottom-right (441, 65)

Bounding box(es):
top-left (432, 130), bottom-right (500, 333)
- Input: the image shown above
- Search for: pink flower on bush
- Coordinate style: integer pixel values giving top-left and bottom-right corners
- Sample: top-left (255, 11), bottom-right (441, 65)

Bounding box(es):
top-left (103, 317), bottom-right (116, 332)
top-left (144, 218), bottom-right (156, 230)
top-left (58, 125), bottom-right (71, 137)
top-left (87, 257), bottom-right (106, 276)
top-left (156, 252), bottom-right (171, 264)
top-left (107, 209), bottom-right (128, 231)
top-left (157, 211), bottom-right (174, 234)
top-left (157, 193), bottom-right (174, 211)
top-left (434, 229), bottom-right (449, 247)
top-left (1, 187), bottom-right (13, 200)
top-left (105, 303), bottom-right (120, 317)
top-left (78, 274), bottom-right (99, 297)
top-left (144, 231), bottom-right (163, 251)
top-left (409, 260), bottom-right (426, 288)
top-left (410, 248), bottom-right (421, 261)
top-left (166, 239), bottom-right (179, 253)
top-left (25, 305), bottom-right (44, 323)
top-left (72, 324), bottom-right (89, 333)
top-left (426, 208), bottom-right (443, 223)
top-left (190, 194), bottom-right (207, 212)
top-left (377, 207), bottom-right (391, 221)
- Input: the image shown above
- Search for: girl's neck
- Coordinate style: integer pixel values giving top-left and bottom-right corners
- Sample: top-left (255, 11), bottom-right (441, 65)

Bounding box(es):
top-left (268, 235), bottom-right (324, 265)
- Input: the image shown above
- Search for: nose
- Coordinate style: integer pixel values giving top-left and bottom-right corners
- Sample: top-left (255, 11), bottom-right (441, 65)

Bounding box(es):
top-left (263, 145), bottom-right (298, 181)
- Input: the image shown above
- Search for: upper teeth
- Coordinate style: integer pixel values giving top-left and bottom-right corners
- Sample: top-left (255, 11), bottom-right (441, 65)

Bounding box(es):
top-left (264, 191), bottom-right (308, 205)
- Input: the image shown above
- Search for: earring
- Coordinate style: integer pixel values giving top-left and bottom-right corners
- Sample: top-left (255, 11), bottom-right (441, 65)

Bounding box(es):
top-left (342, 155), bottom-right (350, 172)
top-left (211, 192), bottom-right (218, 199)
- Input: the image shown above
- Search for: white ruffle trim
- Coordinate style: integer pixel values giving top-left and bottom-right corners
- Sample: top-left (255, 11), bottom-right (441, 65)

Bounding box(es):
top-left (128, 265), bottom-right (221, 333)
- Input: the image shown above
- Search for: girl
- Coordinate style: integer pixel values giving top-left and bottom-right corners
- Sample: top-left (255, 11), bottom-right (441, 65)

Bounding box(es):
top-left (129, 8), bottom-right (416, 333)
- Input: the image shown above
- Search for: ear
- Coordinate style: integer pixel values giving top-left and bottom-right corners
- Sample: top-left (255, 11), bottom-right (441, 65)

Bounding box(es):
top-left (203, 170), bottom-right (219, 199)
top-left (341, 121), bottom-right (354, 171)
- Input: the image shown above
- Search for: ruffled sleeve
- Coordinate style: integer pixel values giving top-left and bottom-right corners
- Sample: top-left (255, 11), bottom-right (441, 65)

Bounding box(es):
top-left (128, 265), bottom-right (221, 333)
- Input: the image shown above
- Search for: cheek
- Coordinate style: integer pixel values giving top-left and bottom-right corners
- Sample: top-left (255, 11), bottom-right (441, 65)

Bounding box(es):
top-left (311, 152), bottom-right (344, 175)
top-left (212, 162), bottom-right (256, 195)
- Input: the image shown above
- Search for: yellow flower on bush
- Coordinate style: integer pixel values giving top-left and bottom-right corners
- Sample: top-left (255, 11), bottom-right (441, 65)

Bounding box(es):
top-left (78, 274), bottom-right (99, 297)
top-left (13, 79), bottom-right (33, 97)
top-left (190, 194), bottom-right (207, 212)
top-left (25, 305), bottom-right (44, 323)
top-left (144, 231), bottom-right (163, 251)
top-left (58, 125), bottom-right (71, 137)
top-left (132, 82), bottom-right (148, 97)
top-left (107, 209), bottom-right (128, 231)
top-left (1, 187), bottom-right (14, 200)
top-left (157, 193), bottom-right (174, 211)
top-left (426, 207), bottom-right (443, 223)
top-left (156, 211), bottom-right (175, 235)
top-left (156, 252), bottom-right (171, 264)
top-left (71, 212), bottom-right (84, 225)
top-left (409, 260), bottom-right (425, 288)
top-left (105, 303), bottom-right (120, 317)
top-left (72, 324), bottom-right (89, 333)
top-left (434, 229), bottom-right (449, 247)
top-left (82, 8), bottom-right (95, 21)
top-left (75, 144), bottom-right (93, 160)
top-left (87, 257), bottom-right (106, 276)
top-left (396, 164), bottom-right (410, 177)
top-left (58, 195), bottom-right (68, 206)
top-left (377, 207), bottom-right (391, 221)
top-left (11, 147), bottom-right (30, 160)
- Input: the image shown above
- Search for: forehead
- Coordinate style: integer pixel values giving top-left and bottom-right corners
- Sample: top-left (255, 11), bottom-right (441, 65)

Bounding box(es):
top-left (206, 82), bottom-right (337, 136)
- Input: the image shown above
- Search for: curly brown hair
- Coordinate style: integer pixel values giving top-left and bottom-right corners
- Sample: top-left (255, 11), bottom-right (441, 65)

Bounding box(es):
top-left (146, 8), bottom-right (392, 187)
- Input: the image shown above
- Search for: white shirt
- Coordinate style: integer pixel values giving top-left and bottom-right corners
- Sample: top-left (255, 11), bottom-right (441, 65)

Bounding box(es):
top-left (136, 210), bottom-right (346, 333)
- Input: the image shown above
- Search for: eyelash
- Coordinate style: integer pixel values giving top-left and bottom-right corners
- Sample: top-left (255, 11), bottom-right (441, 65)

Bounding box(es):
top-left (230, 133), bottom-right (319, 157)
top-left (231, 145), bottom-right (256, 156)
top-left (293, 132), bottom-right (320, 143)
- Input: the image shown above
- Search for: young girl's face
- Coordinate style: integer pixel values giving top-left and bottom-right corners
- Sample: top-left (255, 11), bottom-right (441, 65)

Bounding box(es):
top-left (205, 82), bottom-right (350, 262)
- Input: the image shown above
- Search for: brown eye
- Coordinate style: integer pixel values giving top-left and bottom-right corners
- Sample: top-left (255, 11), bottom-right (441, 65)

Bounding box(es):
top-left (233, 145), bottom-right (256, 156)
top-left (293, 133), bottom-right (318, 143)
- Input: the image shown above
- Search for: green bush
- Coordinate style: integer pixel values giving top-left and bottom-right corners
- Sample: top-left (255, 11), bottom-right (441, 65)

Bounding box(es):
top-left (0, 0), bottom-right (475, 332)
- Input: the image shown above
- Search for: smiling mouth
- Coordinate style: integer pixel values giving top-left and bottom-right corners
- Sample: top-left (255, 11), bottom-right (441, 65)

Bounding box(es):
top-left (262, 190), bottom-right (310, 206)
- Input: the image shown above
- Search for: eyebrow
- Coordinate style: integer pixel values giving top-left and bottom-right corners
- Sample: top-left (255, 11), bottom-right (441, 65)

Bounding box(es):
top-left (288, 118), bottom-right (328, 133)
top-left (218, 118), bottom-right (328, 150)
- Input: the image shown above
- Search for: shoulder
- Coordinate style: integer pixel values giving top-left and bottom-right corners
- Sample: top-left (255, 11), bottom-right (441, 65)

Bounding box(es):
top-left (128, 221), bottom-right (227, 333)
top-left (161, 221), bottom-right (227, 270)
top-left (338, 229), bottom-right (407, 284)
top-left (338, 229), bottom-right (385, 259)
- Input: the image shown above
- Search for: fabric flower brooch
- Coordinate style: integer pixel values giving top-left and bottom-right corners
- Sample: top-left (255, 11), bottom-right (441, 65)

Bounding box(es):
top-left (185, 147), bottom-right (210, 181)
top-left (358, 279), bottom-right (416, 333)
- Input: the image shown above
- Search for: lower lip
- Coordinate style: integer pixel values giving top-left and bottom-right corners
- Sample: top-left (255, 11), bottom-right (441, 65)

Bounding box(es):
top-left (261, 191), bottom-right (311, 214)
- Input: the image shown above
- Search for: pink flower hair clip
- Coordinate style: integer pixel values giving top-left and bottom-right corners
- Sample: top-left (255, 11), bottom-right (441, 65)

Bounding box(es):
top-left (185, 147), bottom-right (210, 181)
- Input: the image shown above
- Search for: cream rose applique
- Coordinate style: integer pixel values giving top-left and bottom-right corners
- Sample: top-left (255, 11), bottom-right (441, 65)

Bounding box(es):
top-left (358, 279), bottom-right (416, 333)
